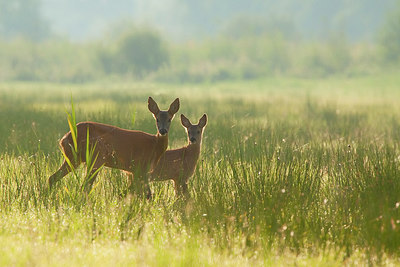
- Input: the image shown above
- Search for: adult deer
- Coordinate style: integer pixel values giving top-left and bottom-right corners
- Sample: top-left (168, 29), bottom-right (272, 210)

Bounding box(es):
top-left (150, 114), bottom-right (207, 199)
top-left (48, 97), bottom-right (180, 198)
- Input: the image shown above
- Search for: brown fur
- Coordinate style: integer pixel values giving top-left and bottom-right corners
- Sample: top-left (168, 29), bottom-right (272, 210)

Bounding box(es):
top-left (150, 114), bottom-right (207, 198)
top-left (48, 97), bottom-right (179, 198)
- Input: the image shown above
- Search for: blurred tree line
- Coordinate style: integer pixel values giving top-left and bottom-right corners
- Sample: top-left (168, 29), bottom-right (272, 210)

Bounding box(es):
top-left (0, 0), bottom-right (399, 82)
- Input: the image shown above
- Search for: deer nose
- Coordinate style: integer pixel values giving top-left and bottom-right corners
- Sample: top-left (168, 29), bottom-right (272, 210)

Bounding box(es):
top-left (159, 129), bottom-right (167, 135)
top-left (190, 137), bottom-right (196, 143)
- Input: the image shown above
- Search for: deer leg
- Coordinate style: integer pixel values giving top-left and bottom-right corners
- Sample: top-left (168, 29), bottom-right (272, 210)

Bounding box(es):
top-left (127, 172), bottom-right (134, 191)
top-left (142, 170), bottom-right (153, 200)
top-left (138, 176), bottom-right (152, 200)
top-left (145, 180), bottom-right (152, 200)
top-left (181, 182), bottom-right (190, 199)
top-left (122, 172), bottom-right (134, 197)
top-left (48, 161), bottom-right (73, 189)
top-left (174, 178), bottom-right (190, 199)
top-left (130, 170), bottom-right (152, 200)
top-left (83, 160), bottom-right (104, 193)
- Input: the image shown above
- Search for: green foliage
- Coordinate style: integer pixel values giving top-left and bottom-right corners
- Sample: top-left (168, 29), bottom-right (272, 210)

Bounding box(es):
top-left (0, 28), bottom-right (383, 83)
top-left (62, 97), bottom-right (104, 194)
top-left (154, 36), bottom-right (292, 83)
top-left (296, 36), bottom-right (351, 77)
top-left (0, 39), bottom-right (100, 82)
top-left (1, 76), bottom-right (400, 264)
top-left (99, 29), bottom-right (170, 77)
top-left (0, 1), bottom-right (396, 82)
top-left (154, 34), bottom-right (361, 83)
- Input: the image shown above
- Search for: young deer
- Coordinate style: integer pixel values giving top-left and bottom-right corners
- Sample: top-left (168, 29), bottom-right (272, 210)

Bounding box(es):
top-left (48, 97), bottom-right (180, 198)
top-left (150, 114), bottom-right (207, 198)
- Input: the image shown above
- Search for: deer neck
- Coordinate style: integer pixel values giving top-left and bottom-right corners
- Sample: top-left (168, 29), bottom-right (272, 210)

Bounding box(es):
top-left (156, 133), bottom-right (169, 152)
top-left (185, 142), bottom-right (201, 162)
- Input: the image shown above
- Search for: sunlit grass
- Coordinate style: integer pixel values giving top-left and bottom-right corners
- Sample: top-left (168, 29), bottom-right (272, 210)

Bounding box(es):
top-left (1, 74), bottom-right (400, 265)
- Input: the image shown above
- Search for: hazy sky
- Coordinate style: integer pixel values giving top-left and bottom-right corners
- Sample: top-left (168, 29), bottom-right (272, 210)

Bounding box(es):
top-left (41, 0), bottom-right (397, 42)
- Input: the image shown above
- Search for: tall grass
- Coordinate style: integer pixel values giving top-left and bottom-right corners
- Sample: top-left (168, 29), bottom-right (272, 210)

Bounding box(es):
top-left (1, 76), bottom-right (400, 265)
top-left (58, 97), bottom-right (104, 194)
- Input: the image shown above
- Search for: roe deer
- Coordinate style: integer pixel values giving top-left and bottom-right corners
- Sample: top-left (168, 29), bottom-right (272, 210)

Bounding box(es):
top-left (48, 97), bottom-right (180, 198)
top-left (150, 113), bottom-right (207, 198)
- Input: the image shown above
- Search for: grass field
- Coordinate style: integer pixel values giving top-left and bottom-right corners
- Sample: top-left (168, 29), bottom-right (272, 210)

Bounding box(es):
top-left (1, 74), bottom-right (400, 265)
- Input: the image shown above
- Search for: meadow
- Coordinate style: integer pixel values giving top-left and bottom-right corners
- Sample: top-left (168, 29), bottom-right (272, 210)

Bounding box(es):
top-left (1, 73), bottom-right (400, 265)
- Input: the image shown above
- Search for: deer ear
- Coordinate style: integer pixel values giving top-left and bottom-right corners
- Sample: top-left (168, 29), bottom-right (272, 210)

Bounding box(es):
top-left (198, 114), bottom-right (207, 128)
top-left (148, 97), bottom-right (160, 115)
top-left (180, 114), bottom-right (192, 128)
top-left (168, 98), bottom-right (180, 115)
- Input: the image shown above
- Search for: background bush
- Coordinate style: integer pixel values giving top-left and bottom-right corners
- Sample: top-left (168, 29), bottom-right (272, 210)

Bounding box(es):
top-left (98, 29), bottom-right (169, 77)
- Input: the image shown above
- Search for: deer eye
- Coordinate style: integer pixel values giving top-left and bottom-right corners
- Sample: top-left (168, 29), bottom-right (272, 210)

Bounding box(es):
top-left (197, 130), bottom-right (200, 134)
